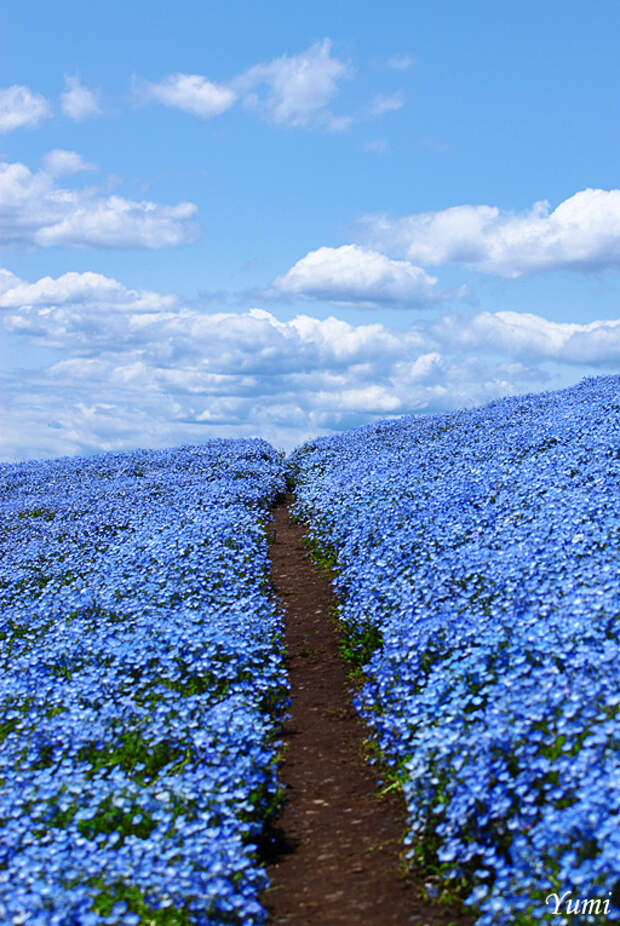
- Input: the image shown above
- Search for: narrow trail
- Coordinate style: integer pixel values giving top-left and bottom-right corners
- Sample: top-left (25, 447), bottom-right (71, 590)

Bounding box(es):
top-left (263, 496), bottom-right (473, 926)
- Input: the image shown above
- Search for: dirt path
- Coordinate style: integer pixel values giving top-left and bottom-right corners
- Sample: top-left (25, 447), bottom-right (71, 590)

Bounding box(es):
top-left (262, 496), bottom-right (473, 926)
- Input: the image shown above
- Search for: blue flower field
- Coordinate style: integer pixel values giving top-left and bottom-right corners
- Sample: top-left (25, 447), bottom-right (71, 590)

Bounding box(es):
top-left (290, 375), bottom-right (620, 924)
top-left (0, 440), bottom-right (287, 925)
top-left (1, 376), bottom-right (618, 924)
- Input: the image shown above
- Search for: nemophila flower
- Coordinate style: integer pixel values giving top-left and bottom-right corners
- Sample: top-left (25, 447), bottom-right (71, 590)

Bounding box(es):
top-left (291, 375), bottom-right (620, 926)
top-left (0, 439), bottom-right (287, 924)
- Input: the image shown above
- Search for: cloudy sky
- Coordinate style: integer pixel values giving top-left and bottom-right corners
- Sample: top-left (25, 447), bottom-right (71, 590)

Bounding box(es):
top-left (1, 0), bottom-right (619, 460)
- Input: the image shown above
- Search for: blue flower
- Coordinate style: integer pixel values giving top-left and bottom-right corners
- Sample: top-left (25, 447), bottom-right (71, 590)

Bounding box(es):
top-left (0, 439), bottom-right (288, 924)
top-left (291, 375), bottom-right (620, 925)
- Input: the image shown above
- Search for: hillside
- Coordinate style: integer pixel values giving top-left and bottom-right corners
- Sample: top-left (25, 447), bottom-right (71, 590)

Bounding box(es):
top-left (1, 375), bottom-right (618, 924)
top-left (290, 375), bottom-right (620, 924)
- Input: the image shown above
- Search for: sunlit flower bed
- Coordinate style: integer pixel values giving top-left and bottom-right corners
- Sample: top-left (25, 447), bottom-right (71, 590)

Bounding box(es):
top-left (0, 439), bottom-right (287, 925)
top-left (290, 376), bottom-right (620, 925)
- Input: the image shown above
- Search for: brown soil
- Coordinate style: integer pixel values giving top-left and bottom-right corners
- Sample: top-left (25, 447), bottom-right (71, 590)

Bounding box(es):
top-left (262, 496), bottom-right (474, 926)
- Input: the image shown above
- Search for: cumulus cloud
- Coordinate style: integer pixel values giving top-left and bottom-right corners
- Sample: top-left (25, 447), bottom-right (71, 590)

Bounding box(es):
top-left (61, 76), bottom-right (101, 121)
top-left (362, 189), bottom-right (620, 276)
top-left (42, 149), bottom-right (97, 176)
top-left (0, 159), bottom-right (198, 248)
top-left (0, 85), bottom-right (51, 133)
top-left (369, 92), bottom-right (403, 116)
top-left (233, 38), bottom-right (353, 129)
top-left (0, 269), bottom-right (175, 311)
top-left (135, 73), bottom-right (236, 118)
top-left (1, 273), bottom-right (175, 349)
top-left (273, 244), bottom-right (445, 307)
top-left (1, 266), bottom-right (618, 461)
top-left (134, 39), bottom-right (351, 130)
top-left (386, 53), bottom-right (415, 71)
top-left (0, 268), bottom-right (21, 295)
top-left (434, 310), bottom-right (620, 366)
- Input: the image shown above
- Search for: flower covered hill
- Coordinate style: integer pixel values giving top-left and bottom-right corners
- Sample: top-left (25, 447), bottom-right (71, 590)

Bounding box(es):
top-left (289, 375), bottom-right (620, 926)
top-left (0, 440), bottom-right (287, 925)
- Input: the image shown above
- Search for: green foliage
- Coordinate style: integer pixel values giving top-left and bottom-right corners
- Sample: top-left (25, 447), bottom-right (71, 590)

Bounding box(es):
top-left (302, 533), bottom-right (338, 573)
top-left (18, 506), bottom-right (56, 521)
top-left (78, 731), bottom-right (191, 782)
top-left (338, 621), bottom-right (383, 672)
top-left (90, 880), bottom-right (193, 925)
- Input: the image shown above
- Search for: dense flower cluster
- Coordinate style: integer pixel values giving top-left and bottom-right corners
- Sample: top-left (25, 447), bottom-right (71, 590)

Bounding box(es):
top-left (290, 376), bottom-right (620, 925)
top-left (0, 439), bottom-right (287, 925)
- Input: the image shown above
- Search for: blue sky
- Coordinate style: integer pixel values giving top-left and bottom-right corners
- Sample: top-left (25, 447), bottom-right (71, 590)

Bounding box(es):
top-left (1, 0), bottom-right (619, 459)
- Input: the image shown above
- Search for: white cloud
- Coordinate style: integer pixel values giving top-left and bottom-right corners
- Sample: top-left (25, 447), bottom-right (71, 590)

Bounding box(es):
top-left (325, 114), bottom-right (354, 132)
top-left (436, 310), bottom-right (620, 365)
top-left (0, 271), bottom-right (175, 349)
top-left (386, 53), bottom-right (415, 71)
top-left (273, 244), bottom-right (443, 307)
top-left (61, 76), bottom-right (101, 121)
top-left (135, 40), bottom-right (353, 131)
top-left (0, 268), bottom-right (21, 295)
top-left (42, 149), bottom-right (97, 176)
top-left (0, 159), bottom-right (198, 248)
top-left (362, 189), bottom-right (620, 276)
top-left (369, 92), bottom-right (403, 116)
top-left (234, 38), bottom-right (353, 129)
top-left (0, 85), bottom-right (51, 133)
top-left (1, 266), bottom-right (617, 461)
top-left (0, 270), bottom-right (175, 312)
top-left (135, 73), bottom-right (236, 118)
